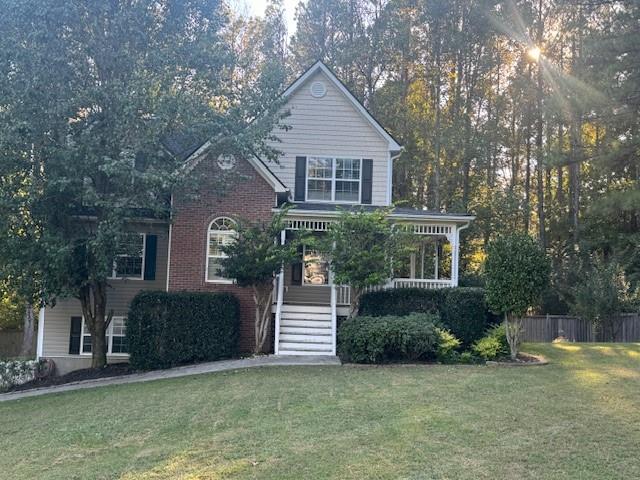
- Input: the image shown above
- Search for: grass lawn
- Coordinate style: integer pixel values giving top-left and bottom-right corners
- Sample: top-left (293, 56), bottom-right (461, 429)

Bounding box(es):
top-left (1, 343), bottom-right (639, 479)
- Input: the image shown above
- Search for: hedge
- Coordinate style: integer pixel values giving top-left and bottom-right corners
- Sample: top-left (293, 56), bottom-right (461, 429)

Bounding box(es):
top-left (127, 291), bottom-right (240, 370)
top-left (358, 287), bottom-right (497, 346)
top-left (337, 313), bottom-right (459, 363)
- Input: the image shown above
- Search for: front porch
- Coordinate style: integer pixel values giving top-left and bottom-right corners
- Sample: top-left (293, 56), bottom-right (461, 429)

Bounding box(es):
top-left (272, 204), bottom-right (475, 355)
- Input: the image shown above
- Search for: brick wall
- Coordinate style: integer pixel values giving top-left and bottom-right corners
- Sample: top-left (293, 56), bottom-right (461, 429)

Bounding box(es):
top-left (168, 153), bottom-right (278, 353)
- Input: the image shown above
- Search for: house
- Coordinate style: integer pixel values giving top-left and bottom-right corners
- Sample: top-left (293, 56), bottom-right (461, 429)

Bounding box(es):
top-left (36, 61), bottom-right (474, 373)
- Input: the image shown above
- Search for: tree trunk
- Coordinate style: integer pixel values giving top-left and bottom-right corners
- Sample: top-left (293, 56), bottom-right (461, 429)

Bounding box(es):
top-left (252, 283), bottom-right (273, 354)
top-left (535, 62), bottom-right (546, 248)
top-left (349, 287), bottom-right (363, 319)
top-left (19, 302), bottom-right (35, 357)
top-left (504, 313), bottom-right (522, 361)
top-left (78, 280), bottom-right (110, 369)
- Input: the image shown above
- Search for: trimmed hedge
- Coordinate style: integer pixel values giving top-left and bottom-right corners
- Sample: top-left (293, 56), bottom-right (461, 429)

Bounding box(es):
top-left (127, 291), bottom-right (240, 370)
top-left (337, 313), bottom-right (459, 363)
top-left (358, 287), bottom-right (497, 346)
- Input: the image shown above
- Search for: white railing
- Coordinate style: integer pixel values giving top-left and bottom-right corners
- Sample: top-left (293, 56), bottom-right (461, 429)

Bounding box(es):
top-left (391, 278), bottom-right (453, 289)
top-left (336, 285), bottom-right (351, 306)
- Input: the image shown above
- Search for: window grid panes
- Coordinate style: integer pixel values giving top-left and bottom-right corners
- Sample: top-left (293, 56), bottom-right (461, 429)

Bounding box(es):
top-left (207, 217), bottom-right (236, 282)
top-left (113, 234), bottom-right (144, 279)
top-left (80, 317), bottom-right (128, 355)
top-left (306, 157), bottom-right (361, 202)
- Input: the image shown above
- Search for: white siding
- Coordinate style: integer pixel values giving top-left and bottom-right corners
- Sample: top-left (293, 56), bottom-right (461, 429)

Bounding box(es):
top-left (41, 222), bottom-right (169, 359)
top-left (268, 70), bottom-right (392, 206)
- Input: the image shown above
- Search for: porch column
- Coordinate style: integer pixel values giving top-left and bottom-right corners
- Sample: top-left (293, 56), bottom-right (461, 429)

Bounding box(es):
top-left (448, 226), bottom-right (460, 287)
top-left (274, 229), bottom-right (286, 354)
top-left (329, 241), bottom-right (337, 355)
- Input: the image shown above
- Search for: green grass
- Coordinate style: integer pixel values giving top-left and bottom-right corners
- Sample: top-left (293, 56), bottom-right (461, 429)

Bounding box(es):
top-left (1, 343), bottom-right (639, 479)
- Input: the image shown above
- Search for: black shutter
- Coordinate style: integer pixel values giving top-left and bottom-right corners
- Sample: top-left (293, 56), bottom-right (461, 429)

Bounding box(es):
top-left (294, 156), bottom-right (307, 201)
top-left (361, 159), bottom-right (373, 204)
top-left (291, 244), bottom-right (304, 285)
top-left (68, 316), bottom-right (82, 355)
top-left (144, 234), bottom-right (157, 281)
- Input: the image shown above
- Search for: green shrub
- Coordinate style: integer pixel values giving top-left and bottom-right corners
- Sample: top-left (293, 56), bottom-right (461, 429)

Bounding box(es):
top-left (358, 287), bottom-right (496, 346)
top-left (337, 312), bottom-right (460, 364)
top-left (472, 324), bottom-right (509, 360)
top-left (127, 291), bottom-right (240, 370)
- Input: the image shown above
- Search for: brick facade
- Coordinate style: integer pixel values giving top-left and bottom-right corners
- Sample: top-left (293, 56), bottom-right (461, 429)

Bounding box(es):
top-left (168, 153), bottom-right (278, 353)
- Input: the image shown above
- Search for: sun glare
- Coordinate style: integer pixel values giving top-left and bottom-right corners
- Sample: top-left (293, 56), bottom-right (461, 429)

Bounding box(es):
top-left (527, 46), bottom-right (541, 61)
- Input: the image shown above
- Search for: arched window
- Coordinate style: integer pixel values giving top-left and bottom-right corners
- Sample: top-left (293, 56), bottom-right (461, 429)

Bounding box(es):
top-left (206, 217), bottom-right (236, 282)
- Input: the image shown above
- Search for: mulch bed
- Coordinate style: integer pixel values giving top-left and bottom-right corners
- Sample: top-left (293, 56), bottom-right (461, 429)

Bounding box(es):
top-left (8, 363), bottom-right (136, 392)
top-left (486, 352), bottom-right (548, 366)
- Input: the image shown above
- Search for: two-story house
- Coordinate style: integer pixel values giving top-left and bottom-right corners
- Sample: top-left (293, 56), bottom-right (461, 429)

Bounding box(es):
top-left (37, 61), bottom-right (474, 373)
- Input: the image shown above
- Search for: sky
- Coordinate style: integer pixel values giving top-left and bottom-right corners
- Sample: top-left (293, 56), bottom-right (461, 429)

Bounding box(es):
top-left (229, 0), bottom-right (301, 34)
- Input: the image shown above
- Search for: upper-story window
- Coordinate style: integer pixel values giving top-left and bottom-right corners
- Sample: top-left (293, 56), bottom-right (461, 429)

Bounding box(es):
top-left (307, 157), bottom-right (361, 203)
top-left (206, 217), bottom-right (236, 283)
top-left (111, 233), bottom-right (145, 279)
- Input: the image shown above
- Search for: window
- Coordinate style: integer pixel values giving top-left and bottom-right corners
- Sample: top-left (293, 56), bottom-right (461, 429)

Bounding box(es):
top-left (303, 246), bottom-right (329, 285)
top-left (306, 157), bottom-right (361, 202)
top-left (112, 233), bottom-right (145, 279)
top-left (80, 317), bottom-right (128, 355)
top-left (206, 217), bottom-right (236, 282)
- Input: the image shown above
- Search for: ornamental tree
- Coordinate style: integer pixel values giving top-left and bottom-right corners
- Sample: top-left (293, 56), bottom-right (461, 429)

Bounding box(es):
top-left (322, 209), bottom-right (409, 317)
top-left (221, 211), bottom-right (301, 353)
top-left (484, 234), bottom-right (550, 360)
top-left (0, 1), bottom-right (286, 368)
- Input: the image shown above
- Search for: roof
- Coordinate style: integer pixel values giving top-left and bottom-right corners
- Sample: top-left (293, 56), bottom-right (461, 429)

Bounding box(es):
top-left (277, 202), bottom-right (474, 223)
top-left (282, 61), bottom-right (403, 152)
top-left (181, 143), bottom-right (288, 193)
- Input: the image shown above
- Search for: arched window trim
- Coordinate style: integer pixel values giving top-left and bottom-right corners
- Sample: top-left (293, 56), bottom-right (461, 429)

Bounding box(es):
top-left (205, 217), bottom-right (237, 283)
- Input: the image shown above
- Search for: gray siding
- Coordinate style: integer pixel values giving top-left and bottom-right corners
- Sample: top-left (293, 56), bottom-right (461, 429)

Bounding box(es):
top-left (267, 70), bottom-right (391, 206)
top-left (41, 222), bottom-right (169, 359)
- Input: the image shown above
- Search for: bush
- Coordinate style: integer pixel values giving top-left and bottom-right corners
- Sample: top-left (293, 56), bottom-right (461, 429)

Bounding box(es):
top-left (358, 287), bottom-right (496, 346)
top-left (337, 313), bottom-right (460, 364)
top-left (0, 359), bottom-right (49, 392)
top-left (472, 324), bottom-right (509, 361)
top-left (127, 291), bottom-right (240, 370)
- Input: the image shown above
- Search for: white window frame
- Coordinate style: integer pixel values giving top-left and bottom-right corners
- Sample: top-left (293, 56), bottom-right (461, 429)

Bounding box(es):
top-left (79, 317), bottom-right (129, 357)
top-left (305, 156), bottom-right (363, 203)
top-left (109, 233), bottom-right (146, 280)
top-left (205, 217), bottom-right (237, 284)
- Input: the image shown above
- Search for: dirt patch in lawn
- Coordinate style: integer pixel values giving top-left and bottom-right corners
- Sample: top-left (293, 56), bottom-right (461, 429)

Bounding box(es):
top-left (8, 363), bottom-right (136, 392)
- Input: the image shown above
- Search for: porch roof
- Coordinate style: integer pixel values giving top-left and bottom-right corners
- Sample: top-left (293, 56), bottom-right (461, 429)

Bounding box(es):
top-left (276, 202), bottom-right (475, 224)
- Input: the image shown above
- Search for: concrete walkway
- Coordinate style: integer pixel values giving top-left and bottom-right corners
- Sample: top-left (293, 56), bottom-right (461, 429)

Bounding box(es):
top-left (0, 355), bottom-right (341, 403)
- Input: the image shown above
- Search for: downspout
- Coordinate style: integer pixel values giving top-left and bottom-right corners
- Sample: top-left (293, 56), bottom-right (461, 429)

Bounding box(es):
top-left (387, 149), bottom-right (402, 206)
top-left (453, 222), bottom-right (471, 287)
top-left (165, 194), bottom-right (174, 292)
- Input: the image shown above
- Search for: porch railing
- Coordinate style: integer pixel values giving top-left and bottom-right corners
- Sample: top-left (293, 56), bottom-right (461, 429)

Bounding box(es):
top-left (337, 285), bottom-right (351, 306)
top-left (390, 278), bottom-right (453, 289)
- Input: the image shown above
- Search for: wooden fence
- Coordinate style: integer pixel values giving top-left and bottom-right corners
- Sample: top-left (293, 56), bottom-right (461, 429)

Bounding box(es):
top-left (521, 313), bottom-right (640, 343)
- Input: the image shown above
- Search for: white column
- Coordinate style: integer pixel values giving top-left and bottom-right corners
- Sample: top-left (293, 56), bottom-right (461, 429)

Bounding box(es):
top-left (329, 241), bottom-right (337, 355)
top-left (447, 227), bottom-right (459, 287)
top-left (36, 307), bottom-right (45, 360)
top-left (274, 229), bottom-right (286, 355)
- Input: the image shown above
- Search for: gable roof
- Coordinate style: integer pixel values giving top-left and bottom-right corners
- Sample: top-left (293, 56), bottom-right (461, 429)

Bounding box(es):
top-left (282, 61), bottom-right (402, 152)
top-left (183, 142), bottom-right (288, 193)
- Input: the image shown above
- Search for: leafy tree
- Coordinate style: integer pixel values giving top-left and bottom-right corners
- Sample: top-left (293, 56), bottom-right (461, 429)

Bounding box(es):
top-left (485, 234), bottom-right (550, 359)
top-left (322, 209), bottom-right (408, 317)
top-left (565, 256), bottom-right (639, 341)
top-left (221, 211), bottom-right (300, 353)
top-left (0, 0), bottom-right (286, 367)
